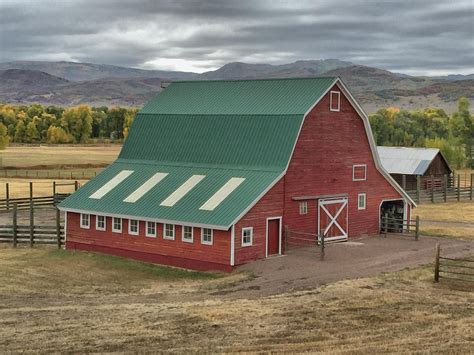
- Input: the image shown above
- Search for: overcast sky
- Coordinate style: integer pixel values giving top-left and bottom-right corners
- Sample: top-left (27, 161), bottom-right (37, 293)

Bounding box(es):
top-left (0, 0), bottom-right (473, 75)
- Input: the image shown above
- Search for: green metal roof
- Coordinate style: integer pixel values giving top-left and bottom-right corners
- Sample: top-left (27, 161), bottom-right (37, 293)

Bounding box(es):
top-left (60, 77), bottom-right (338, 228)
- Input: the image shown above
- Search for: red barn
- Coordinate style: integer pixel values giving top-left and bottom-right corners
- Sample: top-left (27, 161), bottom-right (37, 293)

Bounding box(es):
top-left (59, 77), bottom-right (414, 271)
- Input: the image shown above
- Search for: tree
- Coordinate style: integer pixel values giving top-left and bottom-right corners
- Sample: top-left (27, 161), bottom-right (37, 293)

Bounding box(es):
top-left (123, 108), bottom-right (138, 139)
top-left (105, 107), bottom-right (127, 139)
top-left (13, 120), bottom-right (26, 142)
top-left (61, 105), bottom-right (93, 143)
top-left (47, 126), bottom-right (74, 144)
top-left (25, 120), bottom-right (40, 143)
top-left (0, 123), bottom-right (9, 150)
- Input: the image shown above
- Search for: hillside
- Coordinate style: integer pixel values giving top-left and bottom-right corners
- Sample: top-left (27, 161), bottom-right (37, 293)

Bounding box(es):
top-left (0, 69), bottom-right (69, 92)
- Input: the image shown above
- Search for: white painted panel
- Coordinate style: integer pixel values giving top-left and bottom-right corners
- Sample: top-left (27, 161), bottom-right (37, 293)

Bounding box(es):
top-left (123, 172), bottom-right (168, 203)
top-left (89, 170), bottom-right (134, 199)
top-left (160, 175), bottom-right (205, 207)
top-left (199, 177), bottom-right (245, 211)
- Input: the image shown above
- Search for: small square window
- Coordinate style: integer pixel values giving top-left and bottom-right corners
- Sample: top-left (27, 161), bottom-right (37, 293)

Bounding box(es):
top-left (164, 224), bottom-right (175, 240)
top-left (299, 201), bottom-right (308, 215)
top-left (182, 226), bottom-right (193, 243)
top-left (80, 213), bottom-right (90, 229)
top-left (358, 193), bottom-right (367, 210)
top-left (146, 221), bottom-right (156, 238)
top-left (112, 217), bottom-right (122, 233)
top-left (242, 227), bottom-right (253, 247)
top-left (353, 164), bottom-right (367, 181)
top-left (96, 215), bottom-right (106, 231)
top-left (128, 219), bottom-right (139, 235)
top-left (201, 228), bottom-right (213, 245)
top-left (330, 91), bottom-right (340, 112)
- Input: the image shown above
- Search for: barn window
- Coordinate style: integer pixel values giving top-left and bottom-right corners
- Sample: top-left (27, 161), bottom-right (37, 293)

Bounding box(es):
top-left (80, 213), bottom-right (90, 229)
top-left (146, 221), bottom-right (156, 238)
top-left (96, 215), bottom-right (106, 231)
top-left (201, 228), bottom-right (213, 245)
top-left (128, 219), bottom-right (139, 235)
top-left (330, 91), bottom-right (340, 112)
top-left (358, 193), bottom-right (367, 210)
top-left (299, 201), bottom-right (308, 215)
top-left (242, 227), bottom-right (253, 247)
top-left (112, 217), bottom-right (122, 233)
top-left (182, 226), bottom-right (193, 243)
top-left (352, 164), bottom-right (367, 181)
top-left (164, 224), bottom-right (175, 240)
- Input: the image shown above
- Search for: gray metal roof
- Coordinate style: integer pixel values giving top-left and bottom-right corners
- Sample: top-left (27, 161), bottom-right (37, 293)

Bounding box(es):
top-left (376, 146), bottom-right (440, 175)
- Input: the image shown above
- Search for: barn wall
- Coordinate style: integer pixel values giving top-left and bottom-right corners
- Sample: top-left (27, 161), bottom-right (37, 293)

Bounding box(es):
top-left (66, 212), bottom-right (232, 271)
top-left (283, 83), bottom-right (404, 237)
top-left (234, 179), bottom-right (285, 265)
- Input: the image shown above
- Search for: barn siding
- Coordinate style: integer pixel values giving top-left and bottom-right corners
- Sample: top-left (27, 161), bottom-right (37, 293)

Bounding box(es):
top-left (66, 212), bottom-right (232, 271)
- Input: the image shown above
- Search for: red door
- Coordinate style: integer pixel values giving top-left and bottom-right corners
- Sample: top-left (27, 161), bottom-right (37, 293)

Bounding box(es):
top-left (267, 219), bottom-right (280, 256)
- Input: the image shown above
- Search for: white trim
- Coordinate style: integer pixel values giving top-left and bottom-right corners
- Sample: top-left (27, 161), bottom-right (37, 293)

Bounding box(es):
top-left (352, 164), bottom-right (367, 181)
top-left (160, 175), bottom-right (205, 207)
top-left (123, 172), bottom-right (168, 203)
top-left (181, 225), bottom-right (194, 243)
top-left (265, 216), bottom-right (282, 257)
top-left (230, 225), bottom-right (235, 266)
top-left (80, 213), bottom-right (90, 229)
top-left (128, 219), bottom-right (139, 236)
top-left (95, 215), bottom-right (106, 231)
top-left (299, 201), bottom-right (308, 215)
top-left (357, 193), bottom-right (367, 210)
top-left (378, 198), bottom-right (406, 232)
top-left (241, 227), bottom-right (253, 247)
top-left (318, 197), bottom-right (348, 242)
top-left (89, 170), bottom-right (134, 199)
top-left (112, 217), bottom-right (122, 233)
top-left (201, 228), bottom-right (213, 245)
top-left (330, 90), bottom-right (341, 112)
top-left (145, 221), bottom-right (157, 238)
top-left (64, 211), bottom-right (68, 248)
top-left (163, 224), bottom-right (175, 240)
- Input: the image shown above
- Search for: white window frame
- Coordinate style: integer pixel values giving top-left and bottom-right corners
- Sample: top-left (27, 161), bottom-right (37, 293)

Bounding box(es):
top-left (299, 201), bottom-right (308, 215)
top-left (96, 215), bottom-right (106, 231)
top-left (352, 164), bottom-right (367, 181)
top-left (241, 227), bottom-right (253, 247)
top-left (201, 228), bottom-right (213, 245)
top-left (182, 225), bottom-right (194, 243)
top-left (163, 224), bottom-right (175, 240)
top-left (358, 193), bottom-right (367, 210)
top-left (80, 213), bottom-right (90, 229)
top-left (112, 217), bottom-right (122, 233)
top-left (330, 91), bottom-right (341, 112)
top-left (146, 221), bottom-right (156, 238)
top-left (128, 219), bottom-right (139, 236)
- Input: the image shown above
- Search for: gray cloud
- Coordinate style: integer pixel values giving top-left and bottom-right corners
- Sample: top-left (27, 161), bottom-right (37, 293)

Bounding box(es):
top-left (0, 0), bottom-right (472, 75)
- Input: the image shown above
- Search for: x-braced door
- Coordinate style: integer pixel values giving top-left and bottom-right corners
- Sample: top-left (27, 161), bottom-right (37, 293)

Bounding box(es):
top-left (318, 197), bottom-right (348, 242)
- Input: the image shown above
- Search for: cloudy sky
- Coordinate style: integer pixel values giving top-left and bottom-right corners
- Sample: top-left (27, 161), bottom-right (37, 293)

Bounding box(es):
top-left (0, 0), bottom-right (473, 75)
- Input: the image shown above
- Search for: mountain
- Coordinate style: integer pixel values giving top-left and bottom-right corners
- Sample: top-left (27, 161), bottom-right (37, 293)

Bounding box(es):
top-left (0, 60), bottom-right (472, 112)
top-left (0, 61), bottom-right (196, 81)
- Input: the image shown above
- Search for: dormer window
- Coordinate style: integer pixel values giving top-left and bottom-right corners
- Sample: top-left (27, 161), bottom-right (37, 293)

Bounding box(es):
top-left (330, 91), bottom-right (340, 112)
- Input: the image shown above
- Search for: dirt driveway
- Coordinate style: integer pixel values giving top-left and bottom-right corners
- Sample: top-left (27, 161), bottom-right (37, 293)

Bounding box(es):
top-left (229, 234), bottom-right (474, 297)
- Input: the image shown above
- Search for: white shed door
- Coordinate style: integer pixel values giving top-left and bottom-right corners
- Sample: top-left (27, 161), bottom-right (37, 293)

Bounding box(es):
top-left (318, 197), bottom-right (348, 242)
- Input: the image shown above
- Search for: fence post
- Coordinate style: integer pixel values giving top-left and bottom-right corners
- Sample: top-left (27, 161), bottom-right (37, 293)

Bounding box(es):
top-left (12, 203), bottom-right (17, 247)
top-left (415, 216), bottom-right (419, 241)
top-left (56, 208), bottom-right (61, 249)
top-left (384, 213), bottom-right (388, 237)
top-left (29, 198), bottom-right (34, 247)
top-left (5, 182), bottom-right (9, 212)
top-left (320, 228), bottom-right (325, 260)
top-left (457, 174), bottom-right (460, 201)
top-left (284, 225), bottom-right (289, 253)
top-left (470, 173), bottom-right (473, 201)
top-left (443, 174), bottom-right (447, 202)
top-left (74, 180), bottom-right (79, 191)
top-left (402, 174), bottom-right (406, 190)
top-left (416, 175), bottom-right (421, 204)
top-left (434, 243), bottom-right (440, 282)
top-left (29, 181), bottom-right (33, 204)
top-left (430, 175), bottom-right (434, 203)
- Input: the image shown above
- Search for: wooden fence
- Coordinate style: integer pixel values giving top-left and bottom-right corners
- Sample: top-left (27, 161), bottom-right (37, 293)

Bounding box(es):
top-left (434, 244), bottom-right (474, 284)
top-left (405, 174), bottom-right (473, 204)
top-left (381, 215), bottom-right (420, 240)
top-left (285, 227), bottom-right (328, 260)
top-left (0, 204), bottom-right (64, 247)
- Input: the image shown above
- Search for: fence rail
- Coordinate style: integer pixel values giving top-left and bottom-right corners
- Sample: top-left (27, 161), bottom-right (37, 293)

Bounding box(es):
top-left (381, 215), bottom-right (419, 240)
top-left (434, 244), bottom-right (474, 284)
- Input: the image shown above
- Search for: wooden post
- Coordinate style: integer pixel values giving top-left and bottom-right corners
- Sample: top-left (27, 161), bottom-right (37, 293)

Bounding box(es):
top-left (415, 216), bottom-right (419, 241)
top-left (416, 175), bottom-right (421, 204)
top-left (12, 203), bottom-right (17, 247)
top-left (457, 174), bottom-right (460, 201)
top-left (284, 225), bottom-right (289, 253)
top-left (29, 198), bottom-right (34, 247)
top-left (443, 174), bottom-right (447, 202)
top-left (430, 175), bottom-right (434, 203)
top-left (384, 213), bottom-right (388, 237)
top-left (434, 243), bottom-right (440, 282)
top-left (74, 180), bottom-right (79, 191)
top-left (56, 208), bottom-right (61, 249)
top-left (53, 181), bottom-right (56, 196)
top-left (70, 171), bottom-right (73, 179)
top-left (29, 181), bottom-right (33, 203)
top-left (470, 173), bottom-right (473, 201)
top-left (320, 228), bottom-right (325, 260)
top-left (5, 183), bottom-right (9, 212)
top-left (402, 174), bottom-right (406, 190)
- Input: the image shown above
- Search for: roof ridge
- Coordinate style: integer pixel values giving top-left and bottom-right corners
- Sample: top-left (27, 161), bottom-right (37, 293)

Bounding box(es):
top-left (171, 76), bottom-right (338, 84)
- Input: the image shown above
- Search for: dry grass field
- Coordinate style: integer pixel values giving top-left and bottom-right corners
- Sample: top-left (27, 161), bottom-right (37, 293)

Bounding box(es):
top-left (0, 178), bottom-right (88, 198)
top-left (0, 246), bottom-right (472, 353)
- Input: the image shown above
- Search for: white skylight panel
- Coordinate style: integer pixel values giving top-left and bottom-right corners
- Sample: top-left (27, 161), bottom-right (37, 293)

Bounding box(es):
top-left (89, 170), bottom-right (134, 199)
top-left (199, 177), bottom-right (245, 211)
top-left (123, 172), bottom-right (169, 203)
top-left (160, 175), bottom-right (206, 207)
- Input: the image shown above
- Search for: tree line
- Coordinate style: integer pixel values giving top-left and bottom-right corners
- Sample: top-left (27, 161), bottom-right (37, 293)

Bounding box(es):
top-left (0, 104), bottom-right (138, 147)
top-left (369, 97), bottom-right (473, 169)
